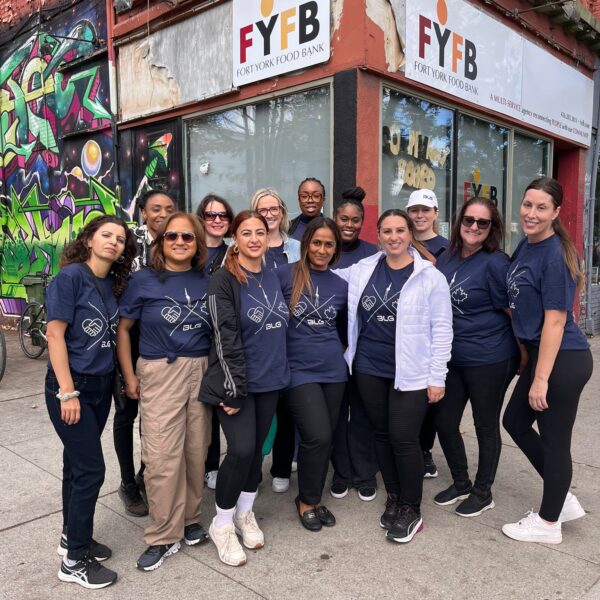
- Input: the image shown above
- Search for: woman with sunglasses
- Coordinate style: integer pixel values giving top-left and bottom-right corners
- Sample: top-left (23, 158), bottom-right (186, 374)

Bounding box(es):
top-left (433, 198), bottom-right (519, 517)
top-left (196, 194), bottom-right (235, 490)
top-left (275, 217), bottom-right (348, 531)
top-left (46, 216), bottom-right (136, 589)
top-left (289, 177), bottom-right (326, 241)
top-left (502, 177), bottom-right (592, 544)
top-left (200, 210), bottom-right (290, 566)
top-left (117, 212), bottom-right (213, 571)
top-left (335, 210), bottom-right (452, 543)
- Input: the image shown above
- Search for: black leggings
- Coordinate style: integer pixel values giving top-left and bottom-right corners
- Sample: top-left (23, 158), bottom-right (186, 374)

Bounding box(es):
top-left (502, 347), bottom-right (592, 521)
top-left (284, 382), bottom-right (346, 505)
top-left (113, 394), bottom-right (144, 485)
top-left (215, 391), bottom-right (279, 509)
top-left (355, 372), bottom-right (429, 512)
top-left (270, 393), bottom-right (296, 479)
top-left (205, 409), bottom-right (221, 472)
top-left (434, 356), bottom-right (518, 497)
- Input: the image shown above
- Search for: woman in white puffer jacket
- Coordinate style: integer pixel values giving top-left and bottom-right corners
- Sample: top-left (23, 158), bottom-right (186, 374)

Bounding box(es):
top-left (334, 208), bottom-right (452, 544)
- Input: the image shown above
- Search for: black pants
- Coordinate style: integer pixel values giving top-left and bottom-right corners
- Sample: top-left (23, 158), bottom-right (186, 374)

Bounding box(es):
top-left (215, 391), bottom-right (279, 509)
top-left (434, 356), bottom-right (518, 497)
top-left (284, 382), bottom-right (346, 505)
top-left (419, 408), bottom-right (436, 453)
top-left (503, 347), bottom-right (592, 522)
top-left (113, 393), bottom-right (144, 485)
top-left (331, 375), bottom-right (377, 488)
top-left (46, 371), bottom-right (112, 560)
top-left (355, 372), bottom-right (429, 512)
top-left (270, 393), bottom-right (296, 479)
top-left (205, 409), bottom-right (221, 472)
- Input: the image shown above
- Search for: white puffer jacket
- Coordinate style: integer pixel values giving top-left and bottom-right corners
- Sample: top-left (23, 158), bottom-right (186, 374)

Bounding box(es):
top-left (334, 248), bottom-right (453, 391)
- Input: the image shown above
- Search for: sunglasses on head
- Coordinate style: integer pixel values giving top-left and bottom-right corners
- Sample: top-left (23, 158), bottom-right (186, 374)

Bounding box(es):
top-left (203, 211), bottom-right (229, 221)
top-left (164, 231), bottom-right (195, 242)
top-left (461, 216), bottom-right (491, 230)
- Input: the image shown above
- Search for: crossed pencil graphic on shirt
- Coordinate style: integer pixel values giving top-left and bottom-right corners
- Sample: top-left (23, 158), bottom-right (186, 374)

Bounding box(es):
top-left (292, 287), bottom-right (338, 328)
top-left (83, 302), bottom-right (118, 350)
top-left (247, 290), bottom-right (288, 335)
top-left (162, 289), bottom-right (210, 336)
top-left (362, 284), bottom-right (400, 323)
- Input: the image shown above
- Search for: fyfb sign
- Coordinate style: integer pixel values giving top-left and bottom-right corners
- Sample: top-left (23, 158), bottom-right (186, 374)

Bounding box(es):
top-left (233, 0), bottom-right (330, 86)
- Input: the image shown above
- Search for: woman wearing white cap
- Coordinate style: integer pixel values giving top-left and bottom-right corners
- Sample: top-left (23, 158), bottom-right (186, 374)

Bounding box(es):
top-left (406, 189), bottom-right (449, 479)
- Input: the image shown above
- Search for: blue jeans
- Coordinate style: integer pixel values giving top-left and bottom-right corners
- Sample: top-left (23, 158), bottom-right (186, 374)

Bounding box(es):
top-left (45, 370), bottom-right (112, 559)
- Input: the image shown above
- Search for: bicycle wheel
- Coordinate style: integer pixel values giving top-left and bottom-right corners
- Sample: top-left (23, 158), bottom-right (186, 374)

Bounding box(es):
top-left (19, 303), bottom-right (47, 359)
top-left (0, 330), bottom-right (6, 382)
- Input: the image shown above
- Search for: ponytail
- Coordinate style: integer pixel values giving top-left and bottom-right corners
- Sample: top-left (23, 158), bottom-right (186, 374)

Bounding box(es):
top-left (553, 218), bottom-right (584, 293)
top-left (224, 245), bottom-right (248, 285)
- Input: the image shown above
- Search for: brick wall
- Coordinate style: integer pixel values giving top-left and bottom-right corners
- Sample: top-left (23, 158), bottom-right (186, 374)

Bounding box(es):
top-left (0, 0), bottom-right (66, 36)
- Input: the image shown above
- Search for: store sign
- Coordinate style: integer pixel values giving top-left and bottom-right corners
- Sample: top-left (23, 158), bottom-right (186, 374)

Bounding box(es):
top-left (232, 0), bottom-right (330, 86)
top-left (405, 0), bottom-right (593, 146)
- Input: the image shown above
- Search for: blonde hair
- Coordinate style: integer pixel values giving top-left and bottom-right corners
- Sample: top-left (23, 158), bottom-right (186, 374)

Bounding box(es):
top-left (250, 188), bottom-right (290, 235)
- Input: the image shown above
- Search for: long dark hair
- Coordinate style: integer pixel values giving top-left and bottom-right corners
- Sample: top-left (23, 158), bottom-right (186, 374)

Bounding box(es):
top-left (449, 197), bottom-right (503, 255)
top-left (59, 215), bottom-right (137, 297)
top-left (224, 210), bottom-right (269, 284)
top-left (290, 217), bottom-right (341, 310)
top-left (151, 212), bottom-right (207, 272)
top-left (377, 209), bottom-right (435, 263)
top-left (524, 177), bottom-right (583, 291)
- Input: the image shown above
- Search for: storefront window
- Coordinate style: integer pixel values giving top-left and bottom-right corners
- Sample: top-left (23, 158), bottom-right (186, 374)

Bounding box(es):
top-left (509, 134), bottom-right (550, 253)
top-left (381, 89), bottom-right (453, 235)
top-left (593, 154), bottom-right (600, 283)
top-left (186, 86), bottom-right (331, 216)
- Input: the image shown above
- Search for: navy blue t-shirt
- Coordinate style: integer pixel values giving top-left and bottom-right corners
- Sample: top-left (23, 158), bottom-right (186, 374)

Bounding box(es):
top-left (276, 264), bottom-right (348, 388)
top-left (119, 268), bottom-right (212, 360)
top-left (336, 239), bottom-right (379, 269)
top-left (206, 242), bottom-right (227, 275)
top-left (354, 257), bottom-right (414, 378)
top-left (437, 250), bottom-right (518, 366)
top-left (508, 235), bottom-right (588, 350)
top-left (46, 263), bottom-right (118, 376)
top-left (291, 215), bottom-right (314, 241)
top-left (240, 268), bottom-right (290, 392)
top-left (265, 243), bottom-right (288, 270)
top-left (421, 235), bottom-right (449, 259)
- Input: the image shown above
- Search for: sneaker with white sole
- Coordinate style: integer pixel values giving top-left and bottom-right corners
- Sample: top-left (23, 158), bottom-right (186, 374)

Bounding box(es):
top-left (330, 482), bottom-right (349, 499)
top-left (358, 486), bottom-right (377, 502)
top-left (502, 511), bottom-right (562, 544)
top-left (272, 477), bottom-right (290, 493)
top-left (560, 492), bottom-right (586, 523)
top-left (386, 505), bottom-right (424, 543)
top-left (57, 533), bottom-right (112, 562)
top-left (58, 553), bottom-right (117, 589)
top-left (136, 542), bottom-right (180, 571)
top-left (205, 470), bottom-right (218, 490)
top-left (183, 522), bottom-right (209, 545)
top-left (209, 518), bottom-right (247, 566)
top-left (233, 511), bottom-right (265, 549)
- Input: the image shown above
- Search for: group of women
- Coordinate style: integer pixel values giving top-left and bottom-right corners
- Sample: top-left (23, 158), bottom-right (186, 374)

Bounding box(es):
top-left (44, 176), bottom-right (592, 589)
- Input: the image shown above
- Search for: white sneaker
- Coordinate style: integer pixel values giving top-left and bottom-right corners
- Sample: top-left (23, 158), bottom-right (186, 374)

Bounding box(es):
top-left (208, 518), bottom-right (247, 566)
top-left (272, 477), bottom-right (290, 493)
top-left (291, 460), bottom-right (298, 473)
top-left (502, 511), bottom-right (562, 544)
top-left (560, 492), bottom-right (586, 523)
top-left (205, 470), bottom-right (218, 490)
top-left (233, 511), bottom-right (265, 549)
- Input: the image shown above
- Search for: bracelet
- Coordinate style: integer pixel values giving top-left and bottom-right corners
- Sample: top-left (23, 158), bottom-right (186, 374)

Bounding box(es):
top-left (56, 390), bottom-right (80, 402)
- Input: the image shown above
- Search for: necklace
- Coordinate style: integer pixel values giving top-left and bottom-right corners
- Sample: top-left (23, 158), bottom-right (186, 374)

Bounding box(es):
top-left (246, 269), bottom-right (264, 288)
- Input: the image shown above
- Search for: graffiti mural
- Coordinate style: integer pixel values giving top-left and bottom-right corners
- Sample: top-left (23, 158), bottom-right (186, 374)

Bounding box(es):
top-left (0, 0), bottom-right (117, 317)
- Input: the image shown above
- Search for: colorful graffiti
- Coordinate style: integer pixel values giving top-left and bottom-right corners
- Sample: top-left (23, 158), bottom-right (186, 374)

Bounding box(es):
top-left (0, 1), bottom-right (117, 317)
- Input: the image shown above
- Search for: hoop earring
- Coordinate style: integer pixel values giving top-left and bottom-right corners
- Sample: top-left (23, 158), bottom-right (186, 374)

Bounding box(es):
top-left (233, 245), bottom-right (239, 255)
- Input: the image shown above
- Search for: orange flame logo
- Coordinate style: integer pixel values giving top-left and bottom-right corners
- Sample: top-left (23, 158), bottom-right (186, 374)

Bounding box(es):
top-left (437, 0), bottom-right (448, 25)
top-left (261, 0), bottom-right (274, 17)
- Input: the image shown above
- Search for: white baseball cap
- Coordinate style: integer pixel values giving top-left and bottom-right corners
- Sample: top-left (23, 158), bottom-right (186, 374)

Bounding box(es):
top-left (406, 189), bottom-right (438, 209)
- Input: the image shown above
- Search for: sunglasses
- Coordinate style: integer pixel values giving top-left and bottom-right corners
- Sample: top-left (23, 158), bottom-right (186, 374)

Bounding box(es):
top-left (257, 206), bottom-right (281, 216)
top-left (461, 216), bottom-right (491, 230)
top-left (203, 211), bottom-right (229, 221)
top-left (164, 231), bottom-right (196, 243)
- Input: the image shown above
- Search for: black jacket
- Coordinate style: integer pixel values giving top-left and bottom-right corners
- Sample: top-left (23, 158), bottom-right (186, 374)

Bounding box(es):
top-left (199, 268), bottom-right (247, 408)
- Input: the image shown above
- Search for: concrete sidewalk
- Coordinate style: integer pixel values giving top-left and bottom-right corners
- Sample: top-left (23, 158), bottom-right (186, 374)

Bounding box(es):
top-left (0, 329), bottom-right (598, 600)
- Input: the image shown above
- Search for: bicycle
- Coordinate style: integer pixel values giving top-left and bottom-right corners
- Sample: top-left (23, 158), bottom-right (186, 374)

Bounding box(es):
top-left (19, 272), bottom-right (51, 359)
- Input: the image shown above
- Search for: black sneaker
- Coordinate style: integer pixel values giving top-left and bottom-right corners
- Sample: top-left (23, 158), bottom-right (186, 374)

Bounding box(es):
top-left (386, 505), bottom-right (423, 543)
top-left (56, 533), bottom-right (112, 562)
top-left (455, 493), bottom-right (495, 517)
top-left (136, 542), bottom-right (180, 571)
top-left (118, 482), bottom-right (149, 517)
top-left (433, 483), bottom-right (472, 506)
top-left (358, 486), bottom-right (377, 502)
top-left (423, 451), bottom-right (438, 478)
top-left (183, 523), bottom-right (209, 545)
top-left (330, 482), bottom-right (349, 499)
top-left (135, 472), bottom-right (148, 505)
top-left (380, 493), bottom-right (400, 529)
top-left (58, 553), bottom-right (117, 589)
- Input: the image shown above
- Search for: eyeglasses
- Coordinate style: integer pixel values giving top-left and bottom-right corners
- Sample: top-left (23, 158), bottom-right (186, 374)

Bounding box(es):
top-left (299, 192), bottom-right (323, 201)
top-left (257, 206), bottom-right (281, 216)
top-left (461, 216), bottom-right (491, 230)
top-left (164, 231), bottom-right (196, 243)
top-left (203, 211), bottom-right (229, 221)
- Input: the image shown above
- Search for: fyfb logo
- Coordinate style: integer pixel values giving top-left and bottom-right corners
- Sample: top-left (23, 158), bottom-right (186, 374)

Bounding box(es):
top-left (418, 0), bottom-right (478, 80)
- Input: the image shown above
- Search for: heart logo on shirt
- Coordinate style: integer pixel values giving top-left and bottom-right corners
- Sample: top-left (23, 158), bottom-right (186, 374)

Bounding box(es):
top-left (278, 301), bottom-right (289, 315)
top-left (293, 301), bottom-right (307, 317)
top-left (362, 296), bottom-right (376, 311)
top-left (248, 307), bottom-right (264, 323)
top-left (82, 318), bottom-right (103, 337)
top-left (324, 306), bottom-right (337, 320)
top-left (161, 305), bottom-right (181, 323)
